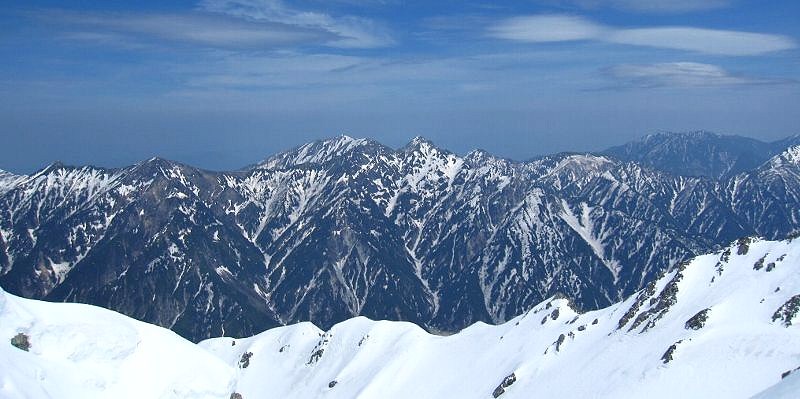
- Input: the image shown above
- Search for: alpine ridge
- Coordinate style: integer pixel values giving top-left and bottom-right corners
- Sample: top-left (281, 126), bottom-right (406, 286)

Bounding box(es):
top-left (1, 132), bottom-right (799, 341)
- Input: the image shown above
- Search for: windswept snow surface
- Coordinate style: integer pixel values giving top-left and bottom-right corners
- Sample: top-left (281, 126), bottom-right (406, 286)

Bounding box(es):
top-left (3, 237), bottom-right (800, 398)
top-left (0, 289), bottom-right (234, 398)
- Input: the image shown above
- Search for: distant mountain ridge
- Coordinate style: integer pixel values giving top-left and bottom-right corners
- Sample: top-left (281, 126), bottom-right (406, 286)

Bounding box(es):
top-left (602, 130), bottom-right (800, 179)
top-left (1, 132), bottom-right (799, 341)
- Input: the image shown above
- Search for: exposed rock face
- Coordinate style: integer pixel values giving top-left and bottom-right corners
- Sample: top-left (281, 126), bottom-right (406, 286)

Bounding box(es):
top-left (781, 367), bottom-right (800, 379)
top-left (685, 308), bottom-right (711, 330)
top-left (1, 133), bottom-right (799, 341)
top-left (661, 341), bottom-right (682, 364)
top-left (238, 352), bottom-right (253, 369)
top-left (492, 373), bottom-right (517, 398)
top-left (10, 332), bottom-right (30, 351)
top-left (773, 295), bottom-right (800, 326)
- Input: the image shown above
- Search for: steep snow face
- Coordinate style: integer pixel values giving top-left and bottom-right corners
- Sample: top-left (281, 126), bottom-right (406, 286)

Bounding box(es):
top-left (0, 169), bottom-right (23, 196)
top-left (2, 237), bottom-right (799, 399)
top-left (256, 135), bottom-right (382, 170)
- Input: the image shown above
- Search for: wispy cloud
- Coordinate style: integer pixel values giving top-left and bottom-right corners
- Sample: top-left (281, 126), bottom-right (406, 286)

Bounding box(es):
top-left (547, 0), bottom-right (732, 14)
top-left (605, 62), bottom-right (791, 88)
top-left (198, 0), bottom-right (393, 48)
top-left (489, 14), bottom-right (796, 56)
top-left (46, 10), bottom-right (330, 49)
top-left (610, 27), bottom-right (797, 56)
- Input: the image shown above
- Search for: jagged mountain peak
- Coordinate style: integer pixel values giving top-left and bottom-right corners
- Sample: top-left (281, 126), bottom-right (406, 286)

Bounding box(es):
top-left (130, 156), bottom-right (201, 178)
top-left (33, 160), bottom-right (71, 175)
top-left (754, 145), bottom-right (800, 180)
top-left (400, 136), bottom-right (455, 160)
top-left (464, 148), bottom-right (491, 160)
top-left (256, 135), bottom-right (387, 170)
top-left (775, 145), bottom-right (800, 165)
top-left (555, 153), bottom-right (614, 169)
top-left (463, 148), bottom-right (516, 169)
top-left (404, 135), bottom-right (436, 148)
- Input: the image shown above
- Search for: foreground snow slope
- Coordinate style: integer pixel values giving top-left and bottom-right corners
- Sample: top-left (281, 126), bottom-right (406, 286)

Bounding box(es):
top-left (201, 236), bottom-right (800, 399)
top-left (3, 236), bottom-right (800, 398)
top-left (0, 290), bottom-right (235, 398)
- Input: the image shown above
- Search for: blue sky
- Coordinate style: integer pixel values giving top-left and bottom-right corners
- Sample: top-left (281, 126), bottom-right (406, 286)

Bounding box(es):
top-left (1, 0), bottom-right (799, 172)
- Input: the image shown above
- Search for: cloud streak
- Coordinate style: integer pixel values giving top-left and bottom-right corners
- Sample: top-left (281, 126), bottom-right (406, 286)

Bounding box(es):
top-left (548, 0), bottom-right (732, 14)
top-left (198, 0), bottom-right (393, 48)
top-left (46, 10), bottom-right (331, 49)
top-left (489, 14), bottom-right (796, 56)
top-left (605, 62), bottom-right (791, 88)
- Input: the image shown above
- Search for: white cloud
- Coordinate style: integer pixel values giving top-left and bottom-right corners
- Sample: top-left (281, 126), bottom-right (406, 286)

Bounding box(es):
top-left (489, 15), bottom-right (607, 42)
top-left (606, 62), bottom-right (786, 88)
top-left (610, 27), bottom-right (797, 56)
top-left (198, 0), bottom-right (393, 48)
top-left (489, 14), bottom-right (796, 56)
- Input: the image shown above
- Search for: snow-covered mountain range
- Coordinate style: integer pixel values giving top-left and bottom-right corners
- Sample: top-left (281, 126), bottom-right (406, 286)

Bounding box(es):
top-left (2, 237), bottom-right (799, 398)
top-left (1, 132), bottom-right (799, 341)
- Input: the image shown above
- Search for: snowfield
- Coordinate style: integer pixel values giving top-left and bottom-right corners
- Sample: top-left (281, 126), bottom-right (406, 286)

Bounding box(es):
top-left (2, 236), bottom-right (800, 398)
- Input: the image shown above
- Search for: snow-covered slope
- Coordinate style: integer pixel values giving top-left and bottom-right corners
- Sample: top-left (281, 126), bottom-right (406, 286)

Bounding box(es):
top-left (753, 370), bottom-right (800, 399)
top-left (0, 286), bottom-right (234, 398)
top-left (3, 237), bottom-right (799, 398)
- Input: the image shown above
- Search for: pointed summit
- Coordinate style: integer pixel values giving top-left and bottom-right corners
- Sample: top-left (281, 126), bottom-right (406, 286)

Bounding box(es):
top-left (405, 136), bottom-right (436, 149)
top-left (135, 156), bottom-right (179, 170)
top-left (763, 145), bottom-right (800, 169)
top-left (33, 161), bottom-right (70, 177)
top-left (401, 136), bottom-right (449, 158)
top-left (254, 135), bottom-right (386, 170)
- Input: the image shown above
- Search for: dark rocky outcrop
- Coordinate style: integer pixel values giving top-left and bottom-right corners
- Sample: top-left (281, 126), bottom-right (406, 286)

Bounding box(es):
top-left (736, 238), bottom-right (752, 255)
top-left (781, 366), bottom-right (800, 379)
top-left (491, 373), bottom-right (517, 398)
top-left (772, 295), bottom-right (800, 326)
top-left (629, 265), bottom-right (687, 333)
top-left (238, 352), bottom-right (253, 369)
top-left (617, 281), bottom-right (657, 331)
top-left (307, 334), bottom-right (331, 365)
top-left (661, 340), bottom-right (683, 364)
top-left (10, 332), bottom-right (30, 351)
top-left (753, 256), bottom-right (766, 271)
top-left (554, 334), bottom-right (566, 352)
top-left (685, 308), bottom-right (710, 330)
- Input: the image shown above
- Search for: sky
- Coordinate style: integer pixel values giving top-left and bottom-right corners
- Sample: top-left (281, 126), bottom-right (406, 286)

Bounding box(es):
top-left (1, 0), bottom-right (799, 173)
